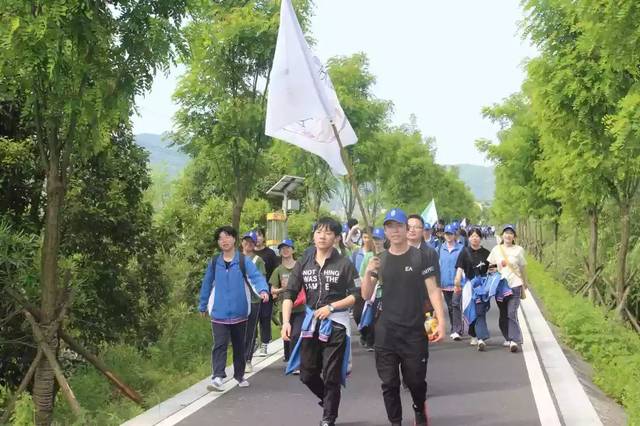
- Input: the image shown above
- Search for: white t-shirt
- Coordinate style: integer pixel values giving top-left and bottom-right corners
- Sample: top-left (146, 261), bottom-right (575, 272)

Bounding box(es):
top-left (488, 244), bottom-right (527, 288)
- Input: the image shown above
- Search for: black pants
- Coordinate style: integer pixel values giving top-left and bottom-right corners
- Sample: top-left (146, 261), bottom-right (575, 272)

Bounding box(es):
top-left (245, 302), bottom-right (261, 363)
top-left (353, 296), bottom-right (365, 326)
top-left (258, 299), bottom-right (273, 344)
top-left (211, 321), bottom-right (247, 381)
top-left (375, 342), bottom-right (429, 423)
top-left (299, 322), bottom-right (347, 423)
top-left (443, 290), bottom-right (463, 334)
top-left (283, 310), bottom-right (305, 361)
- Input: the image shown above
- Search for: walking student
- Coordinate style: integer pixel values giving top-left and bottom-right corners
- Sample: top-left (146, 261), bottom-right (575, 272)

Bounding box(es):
top-left (270, 239), bottom-right (302, 363)
top-left (423, 222), bottom-right (440, 250)
top-left (361, 208), bottom-right (446, 426)
top-left (281, 217), bottom-right (360, 426)
top-left (240, 231), bottom-right (267, 373)
top-left (439, 224), bottom-right (465, 340)
top-left (488, 224), bottom-right (529, 353)
top-left (198, 226), bottom-right (270, 391)
top-left (357, 227), bottom-right (386, 350)
top-left (351, 228), bottom-right (374, 343)
top-left (454, 227), bottom-right (490, 350)
top-left (254, 228), bottom-right (278, 357)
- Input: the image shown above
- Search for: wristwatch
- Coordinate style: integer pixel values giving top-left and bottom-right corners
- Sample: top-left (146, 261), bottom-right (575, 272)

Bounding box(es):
top-left (327, 304), bottom-right (335, 313)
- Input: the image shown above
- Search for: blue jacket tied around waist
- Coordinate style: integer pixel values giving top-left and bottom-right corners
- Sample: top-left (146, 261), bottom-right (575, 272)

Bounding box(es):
top-left (198, 251), bottom-right (269, 323)
top-left (286, 306), bottom-right (351, 386)
top-left (462, 272), bottom-right (512, 326)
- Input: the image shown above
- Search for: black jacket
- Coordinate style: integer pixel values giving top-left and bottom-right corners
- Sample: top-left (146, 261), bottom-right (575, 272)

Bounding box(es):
top-left (284, 247), bottom-right (361, 309)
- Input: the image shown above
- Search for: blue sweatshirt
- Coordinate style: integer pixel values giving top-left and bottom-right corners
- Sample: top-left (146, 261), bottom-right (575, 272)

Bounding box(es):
top-left (439, 243), bottom-right (463, 289)
top-left (198, 251), bottom-right (269, 323)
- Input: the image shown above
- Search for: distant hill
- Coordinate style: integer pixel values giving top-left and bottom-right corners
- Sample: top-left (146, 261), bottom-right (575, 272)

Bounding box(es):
top-left (135, 133), bottom-right (189, 177)
top-left (446, 164), bottom-right (495, 202)
top-left (134, 133), bottom-right (495, 202)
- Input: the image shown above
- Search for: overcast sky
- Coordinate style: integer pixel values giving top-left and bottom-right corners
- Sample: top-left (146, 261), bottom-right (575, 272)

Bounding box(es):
top-left (132, 1), bottom-right (538, 166)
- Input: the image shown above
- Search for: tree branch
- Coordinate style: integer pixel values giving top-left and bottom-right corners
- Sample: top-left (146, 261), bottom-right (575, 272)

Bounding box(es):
top-left (0, 349), bottom-right (43, 425)
top-left (24, 311), bottom-right (82, 417)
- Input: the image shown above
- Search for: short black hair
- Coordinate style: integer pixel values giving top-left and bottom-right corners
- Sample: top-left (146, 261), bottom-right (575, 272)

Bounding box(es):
top-left (347, 218), bottom-right (358, 229)
top-left (408, 214), bottom-right (425, 226)
top-left (315, 216), bottom-right (342, 236)
top-left (255, 228), bottom-right (266, 237)
top-left (214, 225), bottom-right (237, 242)
top-left (468, 227), bottom-right (482, 239)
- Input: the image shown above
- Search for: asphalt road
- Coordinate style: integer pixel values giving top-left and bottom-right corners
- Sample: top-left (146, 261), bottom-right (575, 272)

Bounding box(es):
top-left (179, 240), bottom-right (540, 425)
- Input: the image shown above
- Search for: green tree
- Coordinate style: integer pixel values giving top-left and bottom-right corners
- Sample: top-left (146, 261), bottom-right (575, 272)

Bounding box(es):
top-left (523, 0), bottom-right (640, 317)
top-left (0, 1), bottom-right (186, 422)
top-left (380, 126), bottom-right (479, 220)
top-left (173, 0), bottom-right (312, 229)
top-left (326, 53), bottom-right (392, 220)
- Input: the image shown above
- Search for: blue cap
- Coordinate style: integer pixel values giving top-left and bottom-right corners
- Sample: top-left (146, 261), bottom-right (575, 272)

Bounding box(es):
top-left (372, 227), bottom-right (385, 240)
top-left (502, 224), bottom-right (517, 235)
top-left (277, 239), bottom-right (295, 250)
top-left (452, 221), bottom-right (460, 231)
top-left (383, 208), bottom-right (408, 225)
top-left (444, 224), bottom-right (455, 234)
top-left (242, 231), bottom-right (258, 244)
top-left (424, 222), bottom-right (432, 230)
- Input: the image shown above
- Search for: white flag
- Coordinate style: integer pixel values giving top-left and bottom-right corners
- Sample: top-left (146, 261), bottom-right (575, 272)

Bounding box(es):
top-left (265, 0), bottom-right (357, 175)
top-left (421, 199), bottom-right (438, 227)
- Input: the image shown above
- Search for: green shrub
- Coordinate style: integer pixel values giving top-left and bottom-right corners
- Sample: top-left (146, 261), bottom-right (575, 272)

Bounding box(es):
top-left (528, 258), bottom-right (640, 424)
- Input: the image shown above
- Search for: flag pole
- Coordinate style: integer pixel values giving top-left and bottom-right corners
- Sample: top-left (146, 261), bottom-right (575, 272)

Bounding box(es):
top-left (331, 123), bottom-right (370, 229)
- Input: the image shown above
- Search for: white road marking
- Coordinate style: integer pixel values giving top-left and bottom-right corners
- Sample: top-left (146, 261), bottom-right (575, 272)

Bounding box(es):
top-left (518, 295), bottom-right (562, 426)
top-left (520, 288), bottom-right (602, 425)
top-left (121, 340), bottom-right (285, 426)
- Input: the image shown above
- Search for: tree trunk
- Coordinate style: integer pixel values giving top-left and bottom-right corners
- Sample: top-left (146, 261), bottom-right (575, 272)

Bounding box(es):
top-left (587, 208), bottom-right (599, 303)
top-left (231, 191), bottom-right (246, 231)
top-left (614, 202), bottom-right (631, 320)
top-left (33, 167), bottom-right (64, 426)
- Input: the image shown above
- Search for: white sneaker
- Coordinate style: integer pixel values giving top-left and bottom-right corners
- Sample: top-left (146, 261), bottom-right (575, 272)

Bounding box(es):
top-left (478, 339), bottom-right (486, 352)
top-left (245, 362), bottom-right (253, 373)
top-left (509, 341), bottom-right (519, 353)
top-left (206, 377), bottom-right (224, 392)
top-left (256, 343), bottom-right (268, 357)
top-left (450, 332), bottom-right (461, 341)
top-left (470, 337), bottom-right (479, 346)
top-left (502, 340), bottom-right (511, 347)
top-left (237, 379), bottom-right (250, 388)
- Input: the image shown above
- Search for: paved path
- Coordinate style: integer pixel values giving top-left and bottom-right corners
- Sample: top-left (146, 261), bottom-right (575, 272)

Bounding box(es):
top-left (177, 304), bottom-right (539, 425)
top-left (125, 239), bottom-right (605, 426)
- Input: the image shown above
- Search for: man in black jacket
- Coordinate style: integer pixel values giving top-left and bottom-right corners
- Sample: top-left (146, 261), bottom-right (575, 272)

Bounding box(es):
top-left (281, 217), bottom-right (360, 426)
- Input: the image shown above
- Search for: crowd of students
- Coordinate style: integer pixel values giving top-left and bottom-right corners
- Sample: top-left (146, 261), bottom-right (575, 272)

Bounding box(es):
top-left (198, 212), bottom-right (529, 426)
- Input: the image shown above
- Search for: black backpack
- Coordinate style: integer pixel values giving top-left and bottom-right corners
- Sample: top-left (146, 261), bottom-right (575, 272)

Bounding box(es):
top-left (210, 252), bottom-right (260, 299)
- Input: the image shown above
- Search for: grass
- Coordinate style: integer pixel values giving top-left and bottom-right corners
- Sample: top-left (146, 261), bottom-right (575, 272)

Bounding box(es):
top-left (527, 258), bottom-right (640, 425)
top-left (48, 308), bottom-right (282, 425)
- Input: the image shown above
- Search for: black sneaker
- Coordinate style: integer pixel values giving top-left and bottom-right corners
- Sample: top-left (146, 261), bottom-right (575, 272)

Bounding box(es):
top-left (413, 403), bottom-right (428, 426)
top-left (319, 421), bottom-right (335, 426)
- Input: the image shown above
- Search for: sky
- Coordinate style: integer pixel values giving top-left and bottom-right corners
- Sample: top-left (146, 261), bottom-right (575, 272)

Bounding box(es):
top-left (131, 1), bottom-right (538, 166)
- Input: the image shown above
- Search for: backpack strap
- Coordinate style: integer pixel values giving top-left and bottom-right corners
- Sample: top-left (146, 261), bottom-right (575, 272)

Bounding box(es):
top-left (239, 252), bottom-right (249, 284)
top-left (210, 254), bottom-right (220, 285)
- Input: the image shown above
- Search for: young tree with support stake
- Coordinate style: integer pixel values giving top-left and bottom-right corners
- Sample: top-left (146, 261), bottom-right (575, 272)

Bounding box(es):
top-left (0, 1), bottom-right (186, 423)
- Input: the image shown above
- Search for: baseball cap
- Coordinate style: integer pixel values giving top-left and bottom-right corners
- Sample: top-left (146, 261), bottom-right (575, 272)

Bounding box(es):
top-left (383, 208), bottom-right (408, 225)
top-left (372, 227), bottom-right (385, 240)
top-left (277, 239), bottom-right (295, 250)
top-left (242, 231), bottom-right (258, 244)
top-left (424, 222), bottom-right (432, 230)
top-left (444, 224), bottom-right (455, 234)
top-left (502, 224), bottom-right (517, 235)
